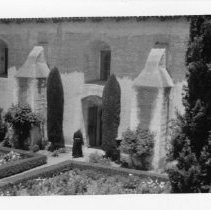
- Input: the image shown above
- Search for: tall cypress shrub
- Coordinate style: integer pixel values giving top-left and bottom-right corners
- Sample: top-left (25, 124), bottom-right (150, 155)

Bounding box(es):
top-left (47, 67), bottom-right (64, 151)
top-left (102, 74), bottom-right (121, 160)
top-left (167, 16), bottom-right (211, 193)
top-left (183, 17), bottom-right (211, 155)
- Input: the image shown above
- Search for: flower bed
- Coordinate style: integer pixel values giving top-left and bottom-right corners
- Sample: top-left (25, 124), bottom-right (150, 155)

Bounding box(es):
top-left (0, 147), bottom-right (47, 179)
top-left (0, 151), bottom-right (23, 166)
top-left (0, 168), bottom-right (170, 195)
top-left (0, 160), bottom-right (170, 195)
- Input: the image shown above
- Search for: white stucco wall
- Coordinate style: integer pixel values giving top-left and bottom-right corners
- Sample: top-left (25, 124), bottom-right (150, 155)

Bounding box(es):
top-left (0, 67), bottom-right (18, 112)
top-left (61, 72), bottom-right (84, 146)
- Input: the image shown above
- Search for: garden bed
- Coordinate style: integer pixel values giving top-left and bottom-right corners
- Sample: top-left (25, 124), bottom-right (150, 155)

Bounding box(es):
top-left (0, 159), bottom-right (169, 195)
top-left (0, 147), bottom-right (47, 179)
top-left (0, 168), bottom-right (169, 195)
top-left (0, 150), bottom-right (24, 166)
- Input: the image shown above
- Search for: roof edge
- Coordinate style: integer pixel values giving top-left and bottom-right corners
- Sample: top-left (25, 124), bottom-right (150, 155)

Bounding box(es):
top-left (0, 15), bottom-right (207, 24)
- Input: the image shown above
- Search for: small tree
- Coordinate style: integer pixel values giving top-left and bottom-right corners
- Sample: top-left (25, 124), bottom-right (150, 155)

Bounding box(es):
top-left (47, 67), bottom-right (64, 151)
top-left (102, 74), bottom-right (121, 160)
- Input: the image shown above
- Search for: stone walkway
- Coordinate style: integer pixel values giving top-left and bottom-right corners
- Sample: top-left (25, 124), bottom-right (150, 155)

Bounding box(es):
top-left (0, 147), bottom-right (109, 184)
top-left (38, 146), bottom-right (105, 166)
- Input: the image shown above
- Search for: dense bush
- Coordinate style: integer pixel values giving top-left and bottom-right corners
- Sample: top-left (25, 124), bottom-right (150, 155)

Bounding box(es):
top-left (47, 67), bottom-right (64, 151)
top-left (120, 125), bottom-right (154, 170)
top-left (102, 74), bottom-right (121, 161)
top-left (167, 16), bottom-right (211, 193)
top-left (3, 104), bottom-right (43, 150)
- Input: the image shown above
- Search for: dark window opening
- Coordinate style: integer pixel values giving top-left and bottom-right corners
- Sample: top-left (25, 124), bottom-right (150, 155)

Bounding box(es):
top-left (100, 50), bottom-right (111, 81)
top-left (5, 48), bottom-right (8, 76)
top-left (0, 40), bottom-right (8, 77)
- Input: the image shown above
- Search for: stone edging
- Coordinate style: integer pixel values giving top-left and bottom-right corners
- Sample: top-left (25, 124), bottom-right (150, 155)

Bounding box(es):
top-left (0, 159), bottom-right (168, 190)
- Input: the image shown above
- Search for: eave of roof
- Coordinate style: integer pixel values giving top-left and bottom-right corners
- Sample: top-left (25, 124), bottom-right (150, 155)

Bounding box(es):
top-left (0, 15), bottom-right (205, 24)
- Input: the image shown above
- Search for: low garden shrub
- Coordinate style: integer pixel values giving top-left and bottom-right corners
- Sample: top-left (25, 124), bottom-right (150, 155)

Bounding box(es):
top-left (4, 104), bottom-right (43, 150)
top-left (0, 108), bottom-right (6, 142)
top-left (51, 147), bottom-right (66, 157)
top-left (89, 152), bottom-right (111, 166)
top-left (0, 147), bottom-right (47, 179)
top-left (40, 139), bottom-right (51, 151)
top-left (51, 150), bottom-right (59, 157)
top-left (120, 124), bottom-right (154, 170)
top-left (58, 147), bottom-right (66, 154)
top-left (0, 151), bottom-right (22, 166)
top-left (29, 144), bottom-right (40, 153)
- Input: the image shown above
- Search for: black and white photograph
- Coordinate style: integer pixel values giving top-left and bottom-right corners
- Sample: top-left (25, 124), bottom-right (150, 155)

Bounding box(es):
top-left (0, 0), bottom-right (210, 209)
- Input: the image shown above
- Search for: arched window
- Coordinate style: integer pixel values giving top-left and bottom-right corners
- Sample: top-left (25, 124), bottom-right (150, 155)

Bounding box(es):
top-left (0, 40), bottom-right (8, 77)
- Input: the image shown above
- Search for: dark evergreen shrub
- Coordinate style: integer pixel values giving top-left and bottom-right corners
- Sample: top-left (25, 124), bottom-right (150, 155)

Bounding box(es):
top-left (102, 74), bottom-right (121, 161)
top-left (167, 139), bottom-right (202, 193)
top-left (167, 16), bottom-right (211, 193)
top-left (47, 67), bottom-right (64, 151)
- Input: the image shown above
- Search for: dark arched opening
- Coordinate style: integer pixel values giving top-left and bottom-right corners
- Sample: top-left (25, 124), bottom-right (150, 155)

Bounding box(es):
top-left (82, 95), bottom-right (102, 148)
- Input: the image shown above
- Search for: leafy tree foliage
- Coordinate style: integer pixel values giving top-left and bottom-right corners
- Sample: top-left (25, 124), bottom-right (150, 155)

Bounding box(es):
top-left (47, 67), bottom-right (64, 151)
top-left (4, 104), bottom-right (43, 149)
top-left (102, 74), bottom-right (121, 160)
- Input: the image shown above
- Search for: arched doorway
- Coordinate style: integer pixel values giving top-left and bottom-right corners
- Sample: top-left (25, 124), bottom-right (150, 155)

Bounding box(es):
top-left (0, 40), bottom-right (8, 76)
top-left (82, 95), bottom-right (102, 148)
